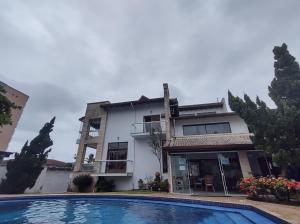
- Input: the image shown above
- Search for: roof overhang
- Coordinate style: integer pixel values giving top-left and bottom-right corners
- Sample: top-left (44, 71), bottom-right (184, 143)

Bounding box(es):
top-left (101, 97), bottom-right (164, 109)
top-left (163, 133), bottom-right (254, 152)
top-left (174, 112), bottom-right (237, 120)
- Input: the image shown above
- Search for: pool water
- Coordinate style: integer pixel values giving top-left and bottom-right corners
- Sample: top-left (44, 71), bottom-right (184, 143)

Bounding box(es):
top-left (0, 197), bottom-right (282, 224)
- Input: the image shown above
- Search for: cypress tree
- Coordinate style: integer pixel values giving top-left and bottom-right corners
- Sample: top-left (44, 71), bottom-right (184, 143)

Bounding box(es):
top-left (0, 117), bottom-right (55, 193)
top-left (228, 43), bottom-right (300, 177)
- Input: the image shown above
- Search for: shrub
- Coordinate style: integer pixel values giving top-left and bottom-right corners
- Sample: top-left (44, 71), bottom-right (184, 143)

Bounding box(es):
top-left (159, 179), bottom-right (169, 192)
top-left (240, 176), bottom-right (300, 201)
top-left (73, 174), bottom-right (94, 192)
top-left (95, 177), bottom-right (115, 192)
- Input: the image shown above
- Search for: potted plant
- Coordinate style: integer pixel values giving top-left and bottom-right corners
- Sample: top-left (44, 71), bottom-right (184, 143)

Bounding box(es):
top-left (138, 179), bottom-right (144, 190)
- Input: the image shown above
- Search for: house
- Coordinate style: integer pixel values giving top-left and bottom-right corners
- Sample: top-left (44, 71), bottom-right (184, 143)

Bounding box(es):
top-left (72, 83), bottom-right (270, 195)
top-left (0, 82), bottom-right (29, 160)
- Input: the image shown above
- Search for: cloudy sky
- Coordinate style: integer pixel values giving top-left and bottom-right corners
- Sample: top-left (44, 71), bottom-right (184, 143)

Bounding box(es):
top-left (1, 0), bottom-right (300, 162)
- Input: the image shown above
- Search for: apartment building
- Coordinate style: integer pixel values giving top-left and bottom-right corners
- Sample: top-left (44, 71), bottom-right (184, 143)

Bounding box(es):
top-left (0, 82), bottom-right (28, 160)
top-left (73, 83), bottom-right (270, 195)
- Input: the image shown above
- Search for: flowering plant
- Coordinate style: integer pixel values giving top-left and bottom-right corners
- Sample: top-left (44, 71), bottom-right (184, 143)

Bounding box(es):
top-left (240, 176), bottom-right (300, 201)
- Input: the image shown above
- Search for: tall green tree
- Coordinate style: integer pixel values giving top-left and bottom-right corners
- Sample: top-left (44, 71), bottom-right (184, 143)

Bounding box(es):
top-left (0, 117), bottom-right (55, 194)
top-left (0, 84), bottom-right (20, 127)
top-left (228, 43), bottom-right (300, 177)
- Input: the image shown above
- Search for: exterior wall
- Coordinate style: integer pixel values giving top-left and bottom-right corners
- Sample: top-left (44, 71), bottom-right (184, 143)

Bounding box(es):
top-left (173, 115), bottom-right (249, 137)
top-left (238, 151), bottom-right (253, 178)
top-left (179, 107), bottom-right (225, 115)
top-left (0, 82), bottom-right (28, 151)
top-left (101, 102), bottom-right (165, 190)
top-left (41, 169), bottom-right (72, 193)
top-left (74, 102), bottom-right (108, 172)
top-left (0, 165), bottom-right (71, 193)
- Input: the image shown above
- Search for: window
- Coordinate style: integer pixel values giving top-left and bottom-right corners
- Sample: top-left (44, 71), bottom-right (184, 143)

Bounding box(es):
top-left (106, 142), bottom-right (128, 173)
top-left (205, 123), bottom-right (231, 134)
top-left (88, 118), bottom-right (101, 137)
top-left (144, 115), bottom-right (161, 132)
top-left (183, 122), bottom-right (231, 135)
top-left (162, 149), bottom-right (168, 173)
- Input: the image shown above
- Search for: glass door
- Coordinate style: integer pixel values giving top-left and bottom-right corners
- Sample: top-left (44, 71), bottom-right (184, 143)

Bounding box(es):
top-left (171, 154), bottom-right (191, 193)
top-left (218, 152), bottom-right (243, 195)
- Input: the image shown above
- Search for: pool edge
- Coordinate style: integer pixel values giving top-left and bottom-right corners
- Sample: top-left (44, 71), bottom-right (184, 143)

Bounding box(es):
top-left (0, 194), bottom-right (289, 224)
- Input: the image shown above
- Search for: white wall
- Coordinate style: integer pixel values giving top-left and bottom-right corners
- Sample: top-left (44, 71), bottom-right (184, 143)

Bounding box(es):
top-left (179, 107), bottom-right (225, 115)
top-left (0, 165), bottom-right (71, 193)
top-left (102, 102), bottom-right (165, 190)
top-left (42, 169), bottom-right (71, 193)
top-left (174, 115), bottom-right (249, 137)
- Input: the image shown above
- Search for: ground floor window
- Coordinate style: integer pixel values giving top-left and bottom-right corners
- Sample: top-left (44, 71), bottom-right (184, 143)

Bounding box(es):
top-left (106, 142), bottom-right (128, 173)
top-left (170, 152), bottom-right (244, 195)
top-left (162, 149), bottom-right (168, 173)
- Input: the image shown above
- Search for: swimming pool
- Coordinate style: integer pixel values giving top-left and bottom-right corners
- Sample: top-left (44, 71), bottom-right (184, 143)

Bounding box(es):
top-left (0, 196), bottom-right (287, 224)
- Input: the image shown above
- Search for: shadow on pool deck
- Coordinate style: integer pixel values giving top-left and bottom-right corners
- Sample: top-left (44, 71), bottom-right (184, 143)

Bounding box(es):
top-left (0, 192), bottom-right (298, 224)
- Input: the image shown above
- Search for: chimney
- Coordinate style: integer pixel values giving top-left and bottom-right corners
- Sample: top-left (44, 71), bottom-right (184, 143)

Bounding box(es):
top-left (163, 83), bottom-right (171, 141)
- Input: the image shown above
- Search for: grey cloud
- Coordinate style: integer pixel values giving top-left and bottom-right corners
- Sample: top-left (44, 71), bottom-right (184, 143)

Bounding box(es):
top-left (1, 0), bottom-right (300, 161)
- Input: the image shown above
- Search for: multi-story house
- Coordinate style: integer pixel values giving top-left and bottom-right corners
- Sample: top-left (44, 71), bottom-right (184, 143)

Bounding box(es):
top-left (0, 82), bottom-right (28, 161)
top-left (73, 84), bottom-right (270, 195)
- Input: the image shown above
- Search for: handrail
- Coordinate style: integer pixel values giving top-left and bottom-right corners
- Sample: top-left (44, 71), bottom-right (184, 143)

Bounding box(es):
top-left (94, 159), bottom-right (133, 162)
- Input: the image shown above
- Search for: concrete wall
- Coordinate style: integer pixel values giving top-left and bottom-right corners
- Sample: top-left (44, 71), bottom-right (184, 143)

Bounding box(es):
top-left (0, 165), bottom-right (71, 193)
top-left (173, 115), bottom-right (249, 137)
top-left (102, 102), bottom-right (165, 190)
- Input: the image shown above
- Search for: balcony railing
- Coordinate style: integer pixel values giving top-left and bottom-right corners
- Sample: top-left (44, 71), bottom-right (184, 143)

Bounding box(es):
top-left (131, 121), bottom-right (166, 136)
top-left (92, 160), bottom-right (134, 176)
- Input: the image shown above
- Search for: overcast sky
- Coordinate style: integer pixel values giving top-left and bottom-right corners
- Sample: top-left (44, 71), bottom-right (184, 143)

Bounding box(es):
top-left (1, 0), bottom-right (300, 162)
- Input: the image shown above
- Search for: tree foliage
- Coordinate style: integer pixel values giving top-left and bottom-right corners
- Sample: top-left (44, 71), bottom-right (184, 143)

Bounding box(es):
top-left (0, 84), bottom-right (20, 127)
top-left (228, 43), bottom-right (300, 175)
top-left (0, 117), bottom-right (55, 194)
top-left (149, 127), bottom-right (164, 179)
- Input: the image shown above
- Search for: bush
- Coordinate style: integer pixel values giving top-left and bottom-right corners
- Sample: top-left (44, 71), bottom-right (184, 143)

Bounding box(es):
top-left (95, 177), bottom-right (115, 192)
top-left (159, 179), bottom-right (169, 192)
top-left (240, 176), bottom-right (300, 201)
top-left (73, 174), bottom-right (94, 192)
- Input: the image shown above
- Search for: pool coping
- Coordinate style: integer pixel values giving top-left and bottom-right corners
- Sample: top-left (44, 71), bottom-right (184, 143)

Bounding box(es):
top-left (0, 194), bottom-right (289, 224)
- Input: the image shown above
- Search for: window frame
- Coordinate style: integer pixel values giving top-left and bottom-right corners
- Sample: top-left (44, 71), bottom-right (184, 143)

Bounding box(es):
top-left (183, 122), bottom-right (232, 136)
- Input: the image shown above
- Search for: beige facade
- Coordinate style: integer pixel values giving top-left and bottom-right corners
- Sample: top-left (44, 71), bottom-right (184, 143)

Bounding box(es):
top-left (73, 101), bottom-right (109, 172)
top-left (0, 82), bottom-right (28, 151)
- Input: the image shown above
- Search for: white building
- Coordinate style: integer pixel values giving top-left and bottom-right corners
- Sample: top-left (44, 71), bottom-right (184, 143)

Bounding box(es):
top-left (73, 84), bottom-right (270, 195)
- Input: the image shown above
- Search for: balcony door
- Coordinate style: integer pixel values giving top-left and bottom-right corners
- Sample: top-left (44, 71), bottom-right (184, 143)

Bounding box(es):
top-left (144, 115), bottom-right (161, 132)
top-left (106, 142), bottom-right (128, 173)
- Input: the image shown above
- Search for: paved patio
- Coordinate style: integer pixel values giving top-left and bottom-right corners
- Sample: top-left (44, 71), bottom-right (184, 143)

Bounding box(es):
top-left (0, 192), bottom-right (299, 223)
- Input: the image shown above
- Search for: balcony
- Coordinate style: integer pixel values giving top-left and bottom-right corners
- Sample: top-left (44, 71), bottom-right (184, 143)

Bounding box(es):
top-left (131, 121), bottom-right (166, 139)
top-left (91, 160), bottom-right (134, 177)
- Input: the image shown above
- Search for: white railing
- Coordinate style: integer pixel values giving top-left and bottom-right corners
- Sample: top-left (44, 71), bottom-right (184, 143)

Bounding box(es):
top-left (131, 121), bottom-right (166, 134)
top-left (93, 160), bottom-right (134, 175)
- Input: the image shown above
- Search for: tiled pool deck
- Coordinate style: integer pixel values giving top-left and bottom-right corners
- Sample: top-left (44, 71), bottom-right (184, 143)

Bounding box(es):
top-left (0, 193), bottom-right (298, 224)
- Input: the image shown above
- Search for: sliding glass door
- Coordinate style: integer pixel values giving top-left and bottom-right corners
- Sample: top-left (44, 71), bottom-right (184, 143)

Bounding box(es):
top-left (171, 152), bottom-right (243, 195)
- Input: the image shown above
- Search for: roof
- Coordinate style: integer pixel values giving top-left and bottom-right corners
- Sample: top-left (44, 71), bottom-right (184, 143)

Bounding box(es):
top-left (1, 159), bottom-right (73, 170)
top-left (174, 112), bottom-right (237, 120)
top-left (101, 96), bottom-right (164, 109)
top-left (179, 102), bottom-right (223, 111)
top-left (164, 133), bottom-right (253, 151)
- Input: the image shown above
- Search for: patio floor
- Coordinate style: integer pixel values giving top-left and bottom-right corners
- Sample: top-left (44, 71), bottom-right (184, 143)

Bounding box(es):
top-left (0, 192), bottom-right (299, 223)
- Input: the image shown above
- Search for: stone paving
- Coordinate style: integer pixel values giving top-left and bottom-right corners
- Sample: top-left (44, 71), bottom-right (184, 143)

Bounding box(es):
top-left (0, 192), bottom-right (299, 223)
